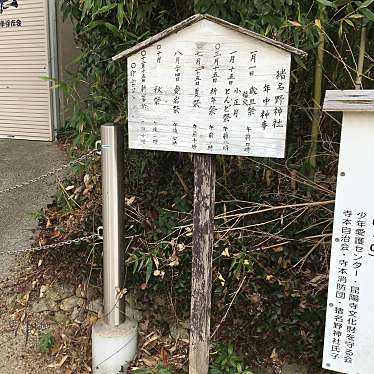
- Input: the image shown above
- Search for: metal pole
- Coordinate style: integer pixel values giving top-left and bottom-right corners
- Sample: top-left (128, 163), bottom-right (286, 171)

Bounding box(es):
top-left (101, 123), bottom-right (125, 327)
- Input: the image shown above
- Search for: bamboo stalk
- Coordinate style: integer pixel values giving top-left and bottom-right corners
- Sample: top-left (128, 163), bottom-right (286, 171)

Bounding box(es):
top-left (306, 5), bottom-right (327, 178)
top-left (355, 19), bottom-right (367, 90)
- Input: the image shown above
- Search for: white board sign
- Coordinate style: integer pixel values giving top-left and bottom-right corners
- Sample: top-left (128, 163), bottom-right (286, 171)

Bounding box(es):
top-left (323, 112), bottom-right (374, 374)
top-left (127, 19), bottom-right (291, 158)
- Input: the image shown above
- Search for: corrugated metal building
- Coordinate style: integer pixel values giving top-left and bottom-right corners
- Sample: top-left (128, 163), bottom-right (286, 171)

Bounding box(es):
top-left (0, 0), bottom-right (76, 141)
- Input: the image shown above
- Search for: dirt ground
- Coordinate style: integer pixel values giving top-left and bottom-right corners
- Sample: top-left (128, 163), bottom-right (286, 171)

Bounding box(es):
top-left (0, 260), bottom-right (65, 374)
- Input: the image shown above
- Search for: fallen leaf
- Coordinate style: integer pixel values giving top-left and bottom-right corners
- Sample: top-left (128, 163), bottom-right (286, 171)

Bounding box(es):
top-left (217, 272), bottom-right (225, 287)
top-left (39, 285), bottom-right (47, 298)
top-left (47, 355), bottom-right (68, 368)
top-left (221, 247), bottom-right (230, 257)
top-left (139, 320), bottom-right (150, 332)
top-left (125, 195), bottom-right (136, 206)
top-left (141, 355), bottom-right (158, 367)
top-left (83, 174), bottom-right (91, 187)
top-left (143, 333), bottom-right (160, 348)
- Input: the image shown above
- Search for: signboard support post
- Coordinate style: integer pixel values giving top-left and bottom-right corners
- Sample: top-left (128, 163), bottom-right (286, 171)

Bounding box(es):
top-left (189, 154), bottom-right (216, 374)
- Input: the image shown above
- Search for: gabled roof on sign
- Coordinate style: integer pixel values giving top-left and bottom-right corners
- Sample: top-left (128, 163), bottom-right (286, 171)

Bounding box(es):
top-left (112, 13), bottom-right (307, 61)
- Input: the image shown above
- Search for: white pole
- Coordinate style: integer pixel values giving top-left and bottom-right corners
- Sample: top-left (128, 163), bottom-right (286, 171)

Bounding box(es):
top-left (92, 123), bottom-right (137, 374)
top-left (101, 123), bottom-right (125, 326)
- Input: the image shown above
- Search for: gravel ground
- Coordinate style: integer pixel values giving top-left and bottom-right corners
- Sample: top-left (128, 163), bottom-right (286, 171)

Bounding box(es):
top-left (0, 139), bottom-right (66, 373)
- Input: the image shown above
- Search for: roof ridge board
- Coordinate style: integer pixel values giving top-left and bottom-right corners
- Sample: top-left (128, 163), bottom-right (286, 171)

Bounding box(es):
top-left (112, 13), bottom-right (306, 61)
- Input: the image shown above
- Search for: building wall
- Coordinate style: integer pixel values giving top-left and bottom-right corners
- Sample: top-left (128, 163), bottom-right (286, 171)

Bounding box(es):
top-left (0, 0), bottom-right (53, 141)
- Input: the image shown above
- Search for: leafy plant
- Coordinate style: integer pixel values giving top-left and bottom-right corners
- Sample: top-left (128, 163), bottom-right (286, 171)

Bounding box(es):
top-left (210, 343), bottom-right (253, 374)
top-left (38, 332), bottom-right (54, 353)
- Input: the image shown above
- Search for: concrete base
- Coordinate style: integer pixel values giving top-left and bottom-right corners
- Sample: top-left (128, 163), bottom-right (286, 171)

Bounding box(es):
top-left (92, 319), bottom-right (138, 374)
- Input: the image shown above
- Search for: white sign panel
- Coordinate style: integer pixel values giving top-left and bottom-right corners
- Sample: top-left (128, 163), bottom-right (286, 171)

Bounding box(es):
top-left (323, 112), bottom-right (374, 374)
top-left (127, 19), bottom-right (291, 158)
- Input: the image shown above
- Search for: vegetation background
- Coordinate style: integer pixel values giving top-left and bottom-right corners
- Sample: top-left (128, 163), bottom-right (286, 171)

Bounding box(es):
top-left (43, 0), bottom-right (374, 372)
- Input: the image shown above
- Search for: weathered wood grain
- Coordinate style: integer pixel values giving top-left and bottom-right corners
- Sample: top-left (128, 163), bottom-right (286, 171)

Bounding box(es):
top-left (323, 90), bottom-right (374, 112)
top-left (113, 14), bottom-right (306, 60)
top-left (189, 154), bottom-right (216, 374)
top-left (126, 19), bottom-right (292, 158)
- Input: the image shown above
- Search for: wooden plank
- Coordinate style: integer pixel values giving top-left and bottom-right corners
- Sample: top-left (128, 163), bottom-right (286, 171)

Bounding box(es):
top-left (322, 112), bottom-right (374, 372)
top-left (113, 14), bottom-right (306, 60)
top-left (189, 154), bottom-right (216, 374)
top-left (127, 20), bottom-right (291, 158)
top-left (323, 90), bottom-right (374, 112)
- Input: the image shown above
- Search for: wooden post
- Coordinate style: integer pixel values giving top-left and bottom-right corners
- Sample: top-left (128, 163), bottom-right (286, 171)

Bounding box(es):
top-left (189, 154), bottom-right (216, 374)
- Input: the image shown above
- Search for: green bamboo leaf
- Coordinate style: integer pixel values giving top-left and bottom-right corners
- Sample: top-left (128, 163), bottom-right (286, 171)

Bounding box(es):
top-left (360, 7), bottom-right (374, 20)
top-left (92, 4), bottom-right (117, 18)
top-left (103, 22), bottom-right (122, 36)
top-left (334, 0), bottom-right (351, 5)
top-left (117, 2), bottom-right (125, 29)
top-left (344, 18), bottom-right (355, 26)
top-left (358, 0), bottom-right (374, 9)
top-left (349, 13), bottom-right (364, 18)
top-left (145, 257), bottom-right (153, 283)
top-left (316, 0), bottom-right (338, 8)
top-left (83, 20), bottom-right (105, 33)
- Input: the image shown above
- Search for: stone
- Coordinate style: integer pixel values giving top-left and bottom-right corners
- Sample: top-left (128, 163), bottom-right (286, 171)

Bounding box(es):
top-left (87, 299), bottom-right (104, 315)
top-left (125, 304), bottom-right (142, 322)
top-left (52, 311), bottom-right (69, 324)
top-left (170, 321), bottom-right (189, 340)
top-left (126, 294), bottom-right (137, 308)
top-left (46, 283), bottom-right (75, 302)
top-left (60, 296), bottom-right (84, 311)
top-left (71, 307), bottom-right (80, 321)
top-left (47, 300), bottom-right (60, 312)
top-left (31, 299), bottom-right (59, 313)
top-left (86, 286), bottom-right (98, 301)
top-left (6, 294), bottom-right (17, 308)
top-left (75, 285), bottom-right (85, 298)
top-left (71, 306), bottom-right (86, 321)
top-left (31, 300), bottom-right (49, 313)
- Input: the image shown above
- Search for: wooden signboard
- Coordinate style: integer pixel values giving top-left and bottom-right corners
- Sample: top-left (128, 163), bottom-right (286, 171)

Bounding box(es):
top-left (113, 14), bottom-right (305, 374)
top-left (323, 90), bottom-right (374, 374)
top-left (115, 14), bottom-right (305, 159)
